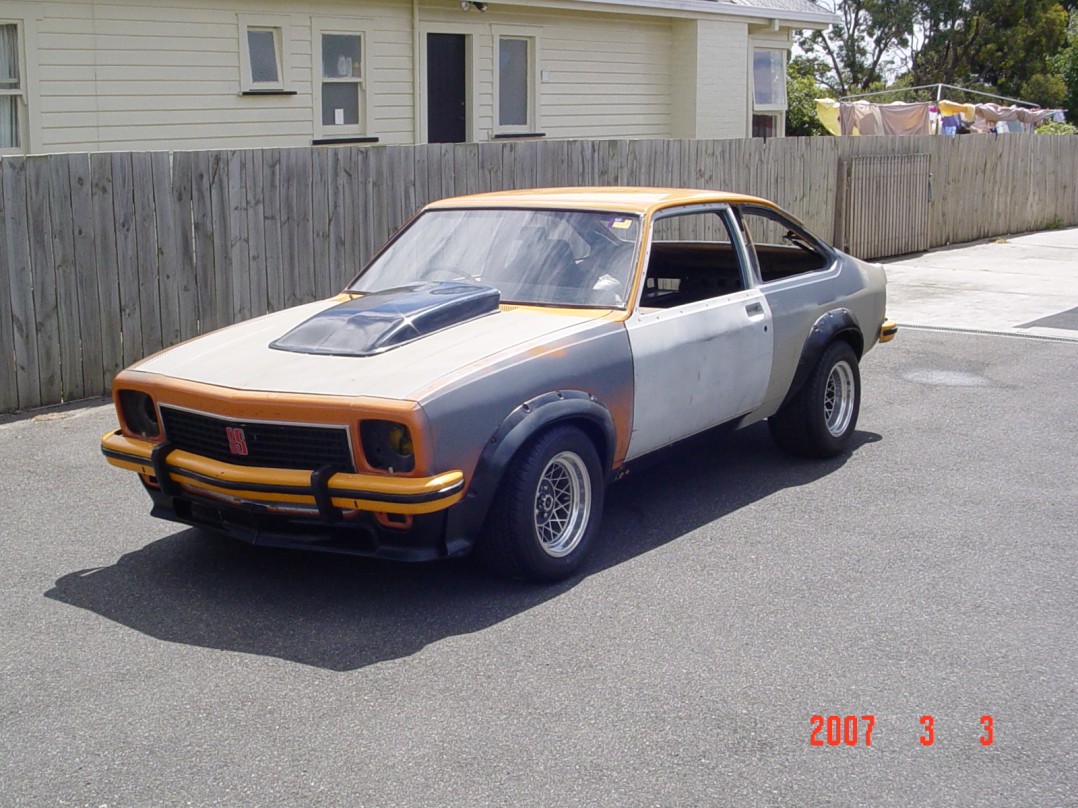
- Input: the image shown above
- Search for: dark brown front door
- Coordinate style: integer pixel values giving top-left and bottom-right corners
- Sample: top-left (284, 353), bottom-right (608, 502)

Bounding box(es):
top-left (427, 33), bottom-right (467, 143)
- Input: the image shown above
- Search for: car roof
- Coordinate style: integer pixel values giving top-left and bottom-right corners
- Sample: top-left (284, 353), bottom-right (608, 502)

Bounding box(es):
top-left (423, 187), bottom-right (778, 216)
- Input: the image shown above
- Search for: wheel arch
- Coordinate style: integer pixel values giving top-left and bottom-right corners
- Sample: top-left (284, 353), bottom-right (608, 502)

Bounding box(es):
top-left (444, 391), bottom-right (616, 551)
top-left (782, 308), bottom-right (864, 407)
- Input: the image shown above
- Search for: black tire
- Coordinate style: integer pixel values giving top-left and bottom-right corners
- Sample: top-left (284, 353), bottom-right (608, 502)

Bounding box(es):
top-left (768, 340), bottom-right (861, 458)
top-left (475, 425), bottom-right (605, 582)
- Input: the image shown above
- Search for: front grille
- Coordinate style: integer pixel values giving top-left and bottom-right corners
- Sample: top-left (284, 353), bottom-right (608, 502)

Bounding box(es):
top-left (160, 407), bottom-right (355, 472)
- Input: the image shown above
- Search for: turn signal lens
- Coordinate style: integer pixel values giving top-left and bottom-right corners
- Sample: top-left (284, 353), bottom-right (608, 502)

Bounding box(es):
top-left (361, 420), bottom-right (416, 473)
top-left (118, 390), bottom-right (161, 438)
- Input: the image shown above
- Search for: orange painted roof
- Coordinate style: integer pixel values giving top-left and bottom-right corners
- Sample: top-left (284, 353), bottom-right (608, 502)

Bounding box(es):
top-left (424, 187), bottom-right (777, 216)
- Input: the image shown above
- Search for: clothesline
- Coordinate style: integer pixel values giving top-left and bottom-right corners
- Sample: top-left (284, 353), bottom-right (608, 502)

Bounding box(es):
top-left (815, 98), bottom-right (1065, 137)
top-left (839, 83), bottom-right (1041, 108)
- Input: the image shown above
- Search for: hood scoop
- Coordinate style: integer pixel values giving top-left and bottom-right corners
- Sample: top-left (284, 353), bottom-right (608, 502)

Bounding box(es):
top-left (270, 281), bottom-right (501, 357)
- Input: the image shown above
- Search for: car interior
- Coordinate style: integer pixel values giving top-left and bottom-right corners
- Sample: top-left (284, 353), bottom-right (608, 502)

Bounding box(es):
top-left (638, 207), bottom-right (833, 308)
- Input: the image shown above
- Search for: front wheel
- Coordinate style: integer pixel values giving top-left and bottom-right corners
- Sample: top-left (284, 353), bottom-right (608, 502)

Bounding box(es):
top-left (476, 425), bottom-right (605, 582)
top-left (769, 341), bottom-right (861, 458)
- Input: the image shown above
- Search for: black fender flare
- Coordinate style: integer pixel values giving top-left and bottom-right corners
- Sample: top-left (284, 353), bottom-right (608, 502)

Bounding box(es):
top-left (443, 391), bottom-right (616, 550)
top-left (781, 309), bottom-right (864, 408)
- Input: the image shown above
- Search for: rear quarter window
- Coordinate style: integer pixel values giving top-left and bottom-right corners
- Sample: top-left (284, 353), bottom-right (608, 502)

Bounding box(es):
top-left (739, 205), bottom-right (831, 282)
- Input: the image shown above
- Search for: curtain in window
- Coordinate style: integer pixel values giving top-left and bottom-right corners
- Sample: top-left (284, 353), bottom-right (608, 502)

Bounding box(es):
top-left (0, 24), bottom-right (19, 148)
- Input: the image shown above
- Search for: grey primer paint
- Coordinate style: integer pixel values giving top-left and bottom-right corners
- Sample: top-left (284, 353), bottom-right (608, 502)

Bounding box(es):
top-left (418, 319), bottom-right (635, 551)
top-left (758, 255), bottom-right (886, 418)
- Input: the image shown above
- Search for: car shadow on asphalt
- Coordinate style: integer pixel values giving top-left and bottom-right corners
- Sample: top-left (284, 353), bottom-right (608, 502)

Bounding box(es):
top-left (45, 423), bottom-right (880, 671)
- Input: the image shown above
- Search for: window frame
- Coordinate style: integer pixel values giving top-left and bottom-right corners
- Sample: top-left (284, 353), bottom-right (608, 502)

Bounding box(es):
top-left (312, 19), bottom-right (371, 139)
top-left (637, 205), bottom-right (754, 310)
top-left (238, 15), bottom-right (292, 94)
top-left (0, 19), bottom-right (26, 154)
top-left (493, 29), bottom-right (540, 136)
top-left (737, 204), bottom-right (835, 285)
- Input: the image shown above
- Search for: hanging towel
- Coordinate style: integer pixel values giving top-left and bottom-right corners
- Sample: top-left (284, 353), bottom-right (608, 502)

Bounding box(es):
top-left (877, 102), bottom-right (932, 136)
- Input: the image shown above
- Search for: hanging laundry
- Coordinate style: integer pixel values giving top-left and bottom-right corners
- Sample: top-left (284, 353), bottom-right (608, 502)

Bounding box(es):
top-left (815, 99), bottom-right (842, 136)
top-left (838, 101), bottom-right (884, 135)
top-left (817, 94), bottom-right (1064, 136)
top-left (938, 100), bottom-right (976, 121)
top-left (876, 102), bottom-right (932, 136)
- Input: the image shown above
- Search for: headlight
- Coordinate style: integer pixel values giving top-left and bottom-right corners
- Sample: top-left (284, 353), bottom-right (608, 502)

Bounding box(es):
top-left (118, 390), bottom-right (161, 438)
top-left (360, 420), bottom-right (415, 473)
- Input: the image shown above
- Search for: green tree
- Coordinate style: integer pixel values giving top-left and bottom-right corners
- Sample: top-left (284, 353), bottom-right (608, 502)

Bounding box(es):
top-left (910, 0), bottom-right (1068, 101)
top-left (798, 1), bottom-right (918, 96)
top-left (786, 57), bottom-right (829, 136)
top-left (801, 1), bottom-right (1070, 107)
top-left (1052, 9), bottom-right (1078, 120)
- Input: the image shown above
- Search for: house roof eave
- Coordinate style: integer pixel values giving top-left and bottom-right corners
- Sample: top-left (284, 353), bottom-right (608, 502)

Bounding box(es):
top-left (484, 0), bottom-right (838, 29)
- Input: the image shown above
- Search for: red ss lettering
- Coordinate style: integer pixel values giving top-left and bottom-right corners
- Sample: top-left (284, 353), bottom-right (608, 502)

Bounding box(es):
top-left (226, 426), bottom-right (249, 456)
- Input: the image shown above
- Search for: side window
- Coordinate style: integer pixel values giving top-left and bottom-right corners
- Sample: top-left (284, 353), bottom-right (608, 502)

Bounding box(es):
top-left (1, 22), bottom-right (23, 152)
top-left (239, 17), bottom-right (290, 93)
top-left (640, 210), bottom-right (747, 309)
top-left (752, 49), bottom-right (787, 109)
top-left (751, 48), bottom-right (787, 141)
top-left (740, 205), bottom-right (830, 282)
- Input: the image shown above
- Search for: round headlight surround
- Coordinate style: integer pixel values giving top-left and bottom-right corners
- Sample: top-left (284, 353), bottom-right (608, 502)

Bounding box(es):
top-left (119, 390), bottom-right (161, 438)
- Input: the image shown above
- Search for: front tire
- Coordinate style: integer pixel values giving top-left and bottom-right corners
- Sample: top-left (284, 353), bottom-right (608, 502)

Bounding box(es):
top-left (476, 425), bottom-right (605, 582)
top-left (769, 340), bottom-right (861, 458)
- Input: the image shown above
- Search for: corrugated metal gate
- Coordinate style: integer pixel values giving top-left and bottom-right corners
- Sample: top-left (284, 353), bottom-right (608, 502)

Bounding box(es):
top-left (834, 154), bottom-right (932, 260)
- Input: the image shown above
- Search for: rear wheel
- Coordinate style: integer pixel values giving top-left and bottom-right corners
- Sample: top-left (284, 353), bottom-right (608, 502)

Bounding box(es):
top-left (476, 425), bottom-right (604, 582)
top-left (769, 340), bottom-right (861, 458)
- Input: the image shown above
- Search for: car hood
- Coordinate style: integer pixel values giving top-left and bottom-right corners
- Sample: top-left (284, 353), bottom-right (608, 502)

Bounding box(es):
top-left (132, 297), bottom-right (613, 401)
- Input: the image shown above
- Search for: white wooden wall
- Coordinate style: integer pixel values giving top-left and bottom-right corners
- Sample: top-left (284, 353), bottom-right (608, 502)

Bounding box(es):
top-left (2, 0), bottom-right (762, 154)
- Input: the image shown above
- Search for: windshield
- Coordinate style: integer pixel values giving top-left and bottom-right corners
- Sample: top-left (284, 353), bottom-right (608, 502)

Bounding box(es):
top-left (348, 208), bottom-right (641, 308)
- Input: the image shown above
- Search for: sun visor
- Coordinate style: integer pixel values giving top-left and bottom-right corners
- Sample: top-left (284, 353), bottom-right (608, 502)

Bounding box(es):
top-left (270, 281), bottom-right (501, 357)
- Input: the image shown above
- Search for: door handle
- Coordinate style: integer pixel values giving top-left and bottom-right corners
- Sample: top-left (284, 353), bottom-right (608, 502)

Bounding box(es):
top-left (745, 302), bottom-right (764, 316)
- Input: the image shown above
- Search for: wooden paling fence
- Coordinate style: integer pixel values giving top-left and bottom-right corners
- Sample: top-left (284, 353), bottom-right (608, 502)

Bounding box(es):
top-left (836, 154), bottom-right (933, 259)
top-left (1, 134), bottom-right (1077, 414)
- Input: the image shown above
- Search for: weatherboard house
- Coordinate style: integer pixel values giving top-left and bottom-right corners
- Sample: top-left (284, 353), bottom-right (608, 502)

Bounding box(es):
top-left (0, 0), bottom-right (833, 156)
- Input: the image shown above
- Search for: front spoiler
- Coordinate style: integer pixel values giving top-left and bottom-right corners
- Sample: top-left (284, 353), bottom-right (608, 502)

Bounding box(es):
top-left (101, 430), bottom-right (466, 517)
top-left (145, 487), bottom-right (457, 561)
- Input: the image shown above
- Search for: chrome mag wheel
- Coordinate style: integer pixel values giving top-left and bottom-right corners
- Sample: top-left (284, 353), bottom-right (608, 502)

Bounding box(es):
top-left (533, 450), bottom-right (592, 558)
top-left (824, 359), bottom-right (856, 437)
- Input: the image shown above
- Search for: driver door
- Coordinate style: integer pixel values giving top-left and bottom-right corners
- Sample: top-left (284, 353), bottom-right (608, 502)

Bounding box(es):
top-left (625, 205), bottom-right (774, 460)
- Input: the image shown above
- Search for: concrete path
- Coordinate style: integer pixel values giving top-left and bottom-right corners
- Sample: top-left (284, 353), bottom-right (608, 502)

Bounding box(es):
top-left (881, 227), bottom-right (1078, 341)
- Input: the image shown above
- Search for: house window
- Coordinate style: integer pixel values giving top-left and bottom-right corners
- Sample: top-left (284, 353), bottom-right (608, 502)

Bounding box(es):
top-left (239, 18), bottom-right (289, 93)
top-left (319, 31), bottom-right (364, 133)
top-left (0, 23), bottom-right (22, 150)
top-left (752, 49), bottom-right (787, 109)
top-left (497, 36), bottom-right (534, 131)
top-left (752, 114), bottom-right (777, 140)
top-left (248, 29), bottom-right (280, 83)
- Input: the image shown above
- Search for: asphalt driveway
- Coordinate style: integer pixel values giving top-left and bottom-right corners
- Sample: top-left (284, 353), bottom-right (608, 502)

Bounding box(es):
top-left (1, 231), bottom-right (1075, 807)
